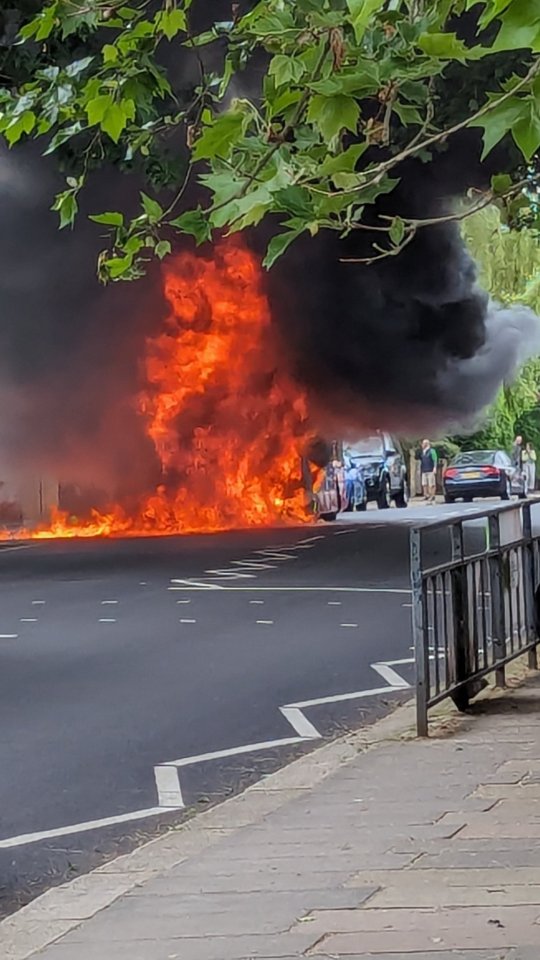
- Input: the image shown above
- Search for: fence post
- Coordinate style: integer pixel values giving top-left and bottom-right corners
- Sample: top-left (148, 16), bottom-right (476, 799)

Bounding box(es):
top-left (410, 526), bottom-right (429, 736)
top-left (448, 521), bottom-right (472, 712)
top-left (522, 503), bottom-right (538, 670)
top-left (488, 512), bottom-right (506, 687)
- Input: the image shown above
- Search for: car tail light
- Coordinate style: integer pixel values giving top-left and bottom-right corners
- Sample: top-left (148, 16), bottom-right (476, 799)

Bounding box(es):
top-left (444, 468), bottom-right (458, 478)
top-left (481, 466), bottom-right (500, 477)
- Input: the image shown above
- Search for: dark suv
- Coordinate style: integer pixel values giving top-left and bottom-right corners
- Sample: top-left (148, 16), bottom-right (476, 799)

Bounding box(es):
top-left (343, 433), bottom-right (409, 510)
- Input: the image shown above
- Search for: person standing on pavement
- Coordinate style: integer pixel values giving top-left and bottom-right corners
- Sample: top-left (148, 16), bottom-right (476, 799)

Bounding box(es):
top-left (512, 435), bottom-right (523, 469)
top-left (523, 442), bottom-right (537, 491)
top-left (420, 439), bottom-right (437, 503)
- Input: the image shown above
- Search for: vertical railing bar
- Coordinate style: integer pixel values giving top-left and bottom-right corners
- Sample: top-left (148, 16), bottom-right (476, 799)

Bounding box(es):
top-left (479, 557), bottom-right (489, 672)
top-left (442, 569), bottom-right (450, 698)
top-left (411, 526), bottom-right (429, 736)
top-left (433, 573), bottom-right (441, 696)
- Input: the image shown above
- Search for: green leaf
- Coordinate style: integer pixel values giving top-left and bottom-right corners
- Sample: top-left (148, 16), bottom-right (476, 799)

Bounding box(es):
top-left (20, 4), bottom-right (58, 42)
top-left (319, 143), bottom-right (368, 177)
top-left (170, 207), bottom-right (212, 245)
top-left (263, 227), bottom-right (304, 269)
top-left (65, 57), bottom-right (94, 78)
top-left (141, 193), bottom-right (163, 223)
top-left (392, 102), bottom-right (423, 126)
top-left (512, 102), bottom-right (540, 162)
top-left (86, 95), bottom-right (113, 126)
top-left (346, 0), bottom-right (385, 43)
top-left (4, 111), bottom-right (35, 145)
top-left (155, 240), bottom-right (172, 260)
top-left (469, 97), bottom-right (528, 159)
top-left (192, 110), bottom-right (249, 161)
top-left (477, 0), bottom-right (513, 27)
top-left (307, 95), bottom-right (360, 141)
top-left (274, 186), bottom-right (314, 218)
top-left (106, 255), bottom-right (133, 280)
top-left (491, 173), bottom-right (513, 195)
top-left (90, 211), bottom-right (125, 227)
top-left (155, 8), bottom-right (187, 40)
top-left (389, 216), bottom-right (405, 246)
top-left (102, 44), bottom-right (118, 64)
top-left (268, 55), bottom-right (306, 88)
top-left (101, 101), bottom-right (133, 142)
top-left (493, 0), bottom-right (540, 51)
top-left (43, 122), bottom-right (83, 155)
top-left (52, 191), bottom-right (78, 229)
top-left (417, 32), bottom-right (470, 60)
top-left (310, 66), bottom-right (379, 98)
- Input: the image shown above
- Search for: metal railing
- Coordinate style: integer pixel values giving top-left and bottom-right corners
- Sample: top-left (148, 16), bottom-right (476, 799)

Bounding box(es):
top-left (411, 502), bottom-right (539, 736)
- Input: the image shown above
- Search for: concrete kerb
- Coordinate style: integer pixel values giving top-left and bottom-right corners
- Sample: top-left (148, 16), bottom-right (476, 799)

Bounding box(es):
top-left (1, 658), bottom-right (537, 960)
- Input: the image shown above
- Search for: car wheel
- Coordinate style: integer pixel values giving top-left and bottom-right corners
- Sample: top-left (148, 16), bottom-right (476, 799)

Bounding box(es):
top-left (394, 480), bottom-right (409, 508)
top-left (319, 511), bottom-right (337, 522)
top-left (357, 500), bottom-right (367, 511)
top-left (463, 496), bottom-right (473, 502)
top-left (501, 478), bottom-right (510, 500)
top-left (444, 494), bottom-right (454, 504)
top-left (377, 478), bottom-right (391, 509)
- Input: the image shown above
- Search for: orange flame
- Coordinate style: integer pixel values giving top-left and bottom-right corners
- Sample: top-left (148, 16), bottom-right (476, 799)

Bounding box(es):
top-left (2, 242), bottom-right (315, 540)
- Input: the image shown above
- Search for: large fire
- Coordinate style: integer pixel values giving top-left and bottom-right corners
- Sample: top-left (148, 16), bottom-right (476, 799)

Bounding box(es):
top-left (0, 242), bottom-right (316, 540)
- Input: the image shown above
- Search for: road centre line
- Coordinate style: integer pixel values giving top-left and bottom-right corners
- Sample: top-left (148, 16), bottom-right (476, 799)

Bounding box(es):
top-left (20, 619), bottom-right (37, 623)
top-left (0, 634), bottom-right (18, 639)
top-left (168, 585), bottom-right (411, 593)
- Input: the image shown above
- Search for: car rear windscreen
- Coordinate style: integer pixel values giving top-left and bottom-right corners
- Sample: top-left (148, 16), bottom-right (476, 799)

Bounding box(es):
top-left (452, 451), bottom-right (496, 466)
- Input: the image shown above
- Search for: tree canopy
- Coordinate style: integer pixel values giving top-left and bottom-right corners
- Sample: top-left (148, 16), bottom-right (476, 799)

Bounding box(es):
top-left (0, 0), bottom-right (539, 280)
top-left (455, 206), bottom-right (540, 451)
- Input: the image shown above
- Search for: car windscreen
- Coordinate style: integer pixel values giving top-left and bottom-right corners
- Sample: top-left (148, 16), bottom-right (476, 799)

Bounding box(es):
top-left (345, 437), bottom-right (384, 457)
top-left (452, 451), bottom-right (496, 466)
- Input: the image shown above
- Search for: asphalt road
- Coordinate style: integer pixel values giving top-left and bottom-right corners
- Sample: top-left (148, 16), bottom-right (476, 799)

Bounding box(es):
top-left (0, 499), bottom-right (525, 914)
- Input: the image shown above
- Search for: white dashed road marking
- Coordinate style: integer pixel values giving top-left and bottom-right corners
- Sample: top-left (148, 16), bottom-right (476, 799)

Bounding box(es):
top-left (256, 620), bottom-right (274, 625)
top-left (179, 618), bottom-right (196, 624)
top-left (32, 600), bottom-right (46, 605)
top-left (0, 634), bottom-right (18, 639)
top-left (340, 623), bottom-right (358, 628)
top-left (101, 600), bottom-right (119, 605)
top-left (99, 619), bottom-right (117, 624)
top-left (20, 619), bottom-right (37, 623)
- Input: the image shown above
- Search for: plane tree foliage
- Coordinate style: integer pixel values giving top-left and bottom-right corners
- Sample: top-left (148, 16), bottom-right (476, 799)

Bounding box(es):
top-left (0, 0), bottom-right (539, 280)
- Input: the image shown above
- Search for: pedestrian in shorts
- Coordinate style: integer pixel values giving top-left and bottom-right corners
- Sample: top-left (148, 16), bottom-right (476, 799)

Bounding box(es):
top-left (421, 439), bottom-right (437, 503)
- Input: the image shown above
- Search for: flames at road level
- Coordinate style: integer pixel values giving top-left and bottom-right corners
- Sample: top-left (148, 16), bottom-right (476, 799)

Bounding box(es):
top-left (1, 242), bottom-right (315, 540)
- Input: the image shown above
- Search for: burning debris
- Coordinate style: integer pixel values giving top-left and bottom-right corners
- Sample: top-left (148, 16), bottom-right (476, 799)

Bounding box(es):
top-left (0, 240), bottom-right (315, 539)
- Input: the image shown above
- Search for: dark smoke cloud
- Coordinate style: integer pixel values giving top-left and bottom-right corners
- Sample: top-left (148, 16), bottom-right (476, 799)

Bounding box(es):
top-left (264, 153), bottom-right (540, 440)
top-left (0, 144), bottom-right (161, 497)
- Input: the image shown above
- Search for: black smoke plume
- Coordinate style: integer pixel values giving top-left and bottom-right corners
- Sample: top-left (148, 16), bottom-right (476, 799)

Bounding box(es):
top-left (265, 148), bottom-right (540, 440)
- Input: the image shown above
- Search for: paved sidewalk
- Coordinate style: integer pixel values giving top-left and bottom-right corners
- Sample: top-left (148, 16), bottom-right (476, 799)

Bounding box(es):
top-left (4, 675), bottom-right (540, 959)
